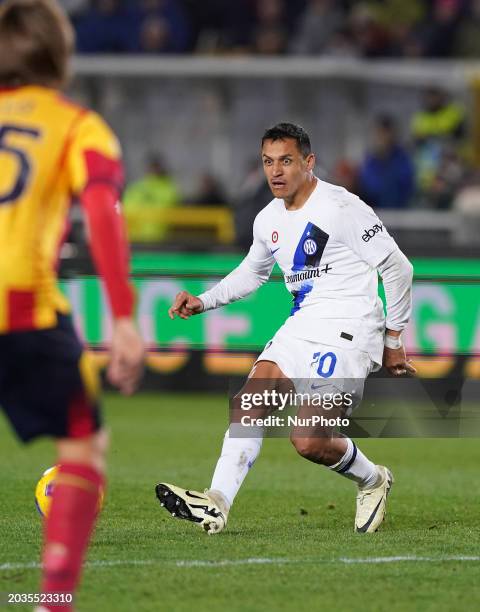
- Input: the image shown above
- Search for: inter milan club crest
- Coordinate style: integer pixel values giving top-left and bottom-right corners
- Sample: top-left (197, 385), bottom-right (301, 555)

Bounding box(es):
top-left (303, 237), bottom-right (317, 256)
top-left (292, 223), bottom-right (329, 269)
top-left (272, 231), bottom-right (279, 243)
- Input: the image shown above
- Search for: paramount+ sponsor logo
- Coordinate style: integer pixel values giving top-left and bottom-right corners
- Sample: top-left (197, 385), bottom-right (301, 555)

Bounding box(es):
top-left (285, 264), bottom-right (332, 284)
top-left (361, 223), bottom-right (383, 242)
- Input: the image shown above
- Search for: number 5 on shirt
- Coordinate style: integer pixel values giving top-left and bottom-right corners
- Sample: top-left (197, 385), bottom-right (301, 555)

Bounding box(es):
top-left (0, 124), bottom-right (41, 205)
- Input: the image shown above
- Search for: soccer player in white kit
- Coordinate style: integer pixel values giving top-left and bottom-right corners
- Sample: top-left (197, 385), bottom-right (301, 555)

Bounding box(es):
top-left (157, 123), bottom-right (415, 534)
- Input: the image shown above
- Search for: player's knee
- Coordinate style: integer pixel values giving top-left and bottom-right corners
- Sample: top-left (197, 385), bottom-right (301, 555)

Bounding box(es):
top-left (248, 360), bottom-right (287, 379)
top-left (56, 428), bottom-right (108, 473)
top-left (290, 436), bottom-right (332, 464)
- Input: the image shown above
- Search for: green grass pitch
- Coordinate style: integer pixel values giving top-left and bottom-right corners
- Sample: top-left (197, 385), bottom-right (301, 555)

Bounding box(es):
top-left (1, 393), bottom-right (479, 612)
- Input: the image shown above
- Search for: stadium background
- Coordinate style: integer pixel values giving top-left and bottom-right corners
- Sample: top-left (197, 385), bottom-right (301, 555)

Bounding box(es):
top-left (2, 3), bottom-right (480, 612)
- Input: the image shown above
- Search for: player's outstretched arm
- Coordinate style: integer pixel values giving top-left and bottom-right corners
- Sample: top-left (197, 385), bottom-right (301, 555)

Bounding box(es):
top-left (168, 291), bottom-right (204, 320)
top-left (168, 214), bottom-right (274, 320)
top-left (168, 252), bottom-right (274, 319)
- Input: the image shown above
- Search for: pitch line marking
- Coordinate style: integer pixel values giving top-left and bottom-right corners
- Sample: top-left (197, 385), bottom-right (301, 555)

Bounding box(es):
top-left (1, 555), bottom-right (480, 572)
top-left (174, 555), bottom-right (480, 567)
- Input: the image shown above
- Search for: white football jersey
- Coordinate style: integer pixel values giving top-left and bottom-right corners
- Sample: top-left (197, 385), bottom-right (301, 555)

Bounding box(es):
top-left (199, 178), bottom-right (404, 365)
top-left (248, 179), bottom-right (398, 363)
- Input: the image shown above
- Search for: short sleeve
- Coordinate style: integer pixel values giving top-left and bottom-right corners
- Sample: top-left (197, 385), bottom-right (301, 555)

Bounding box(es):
top-left (68, 111), bottom-right (124, 196)
top-left (337, 193), bottom-right (398, 268)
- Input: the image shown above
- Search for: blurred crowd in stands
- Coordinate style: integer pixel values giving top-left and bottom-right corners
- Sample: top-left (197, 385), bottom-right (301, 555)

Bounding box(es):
top-left (125, 86), bottom-right (472, 241)
top-left (60, 0), bottom-right (480, 245)
top-left (337, 87), bottom-right (469, 211)
top-left (62, 0), bottom-right (480, 57)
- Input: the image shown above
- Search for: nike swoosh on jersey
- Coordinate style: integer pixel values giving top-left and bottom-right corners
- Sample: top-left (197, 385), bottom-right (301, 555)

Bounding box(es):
top-left (270, 248), bottom-right (280, 255)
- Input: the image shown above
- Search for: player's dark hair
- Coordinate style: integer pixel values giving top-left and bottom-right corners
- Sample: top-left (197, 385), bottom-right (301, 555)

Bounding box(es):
top-left (0, 0), bottom-right (74, 88)
top-left (262, 123), bottom-right (312, 157)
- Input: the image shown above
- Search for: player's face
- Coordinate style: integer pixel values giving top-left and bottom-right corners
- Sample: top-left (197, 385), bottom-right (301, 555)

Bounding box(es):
top-left (262, 138), bottom-right (314, 200)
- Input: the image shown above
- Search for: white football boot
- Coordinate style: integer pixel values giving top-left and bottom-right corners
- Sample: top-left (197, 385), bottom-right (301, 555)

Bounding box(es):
top-left (155, 483), bottom-right (229, 534)
top-left (355, 465), bottom-right (394, 533)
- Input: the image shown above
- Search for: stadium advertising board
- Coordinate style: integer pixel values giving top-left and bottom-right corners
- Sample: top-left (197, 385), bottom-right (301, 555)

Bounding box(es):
top-left (61, 253), bottom-right (480, 380)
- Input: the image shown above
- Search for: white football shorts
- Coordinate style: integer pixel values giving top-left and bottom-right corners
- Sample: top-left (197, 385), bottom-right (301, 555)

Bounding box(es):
top-left (255, 327), bottom-right (377, 414)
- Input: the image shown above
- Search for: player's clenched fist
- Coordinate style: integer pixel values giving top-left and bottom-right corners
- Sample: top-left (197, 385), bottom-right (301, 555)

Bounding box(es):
top-left (168, 291), bottom-right (204, 320)
top-left (383, 346), bottom-right (416, 377)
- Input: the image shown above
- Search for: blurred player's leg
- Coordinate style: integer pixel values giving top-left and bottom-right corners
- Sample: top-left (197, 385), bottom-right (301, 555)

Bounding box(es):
top-left (40, 431), bottom-right (108, 612)
top-left (0, 316), bottom-right (111, 612)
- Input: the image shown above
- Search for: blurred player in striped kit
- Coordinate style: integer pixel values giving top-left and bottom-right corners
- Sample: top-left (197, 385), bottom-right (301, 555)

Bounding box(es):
top-left (0, 1), bottom-right (144, 609)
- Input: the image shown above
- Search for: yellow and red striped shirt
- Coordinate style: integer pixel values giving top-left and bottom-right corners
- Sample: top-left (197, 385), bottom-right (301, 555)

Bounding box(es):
top-left (0, 85), bottom-right (127, 333)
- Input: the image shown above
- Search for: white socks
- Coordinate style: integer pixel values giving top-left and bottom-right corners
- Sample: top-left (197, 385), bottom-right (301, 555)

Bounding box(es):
top-left (328, 437), bottom-right (379, 489)
top-left (210, 429), bottom-right (263, 507)
top-left (209, 432), bottom-right (377, 510)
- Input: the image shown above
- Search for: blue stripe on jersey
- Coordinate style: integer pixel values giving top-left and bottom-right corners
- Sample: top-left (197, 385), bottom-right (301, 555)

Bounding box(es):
top-left (290, 284), bottom-right (313, 315)
top-left (292, 223), bottom-right (312, 271)
top-left (290, 222), bottom-right (330, 316)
